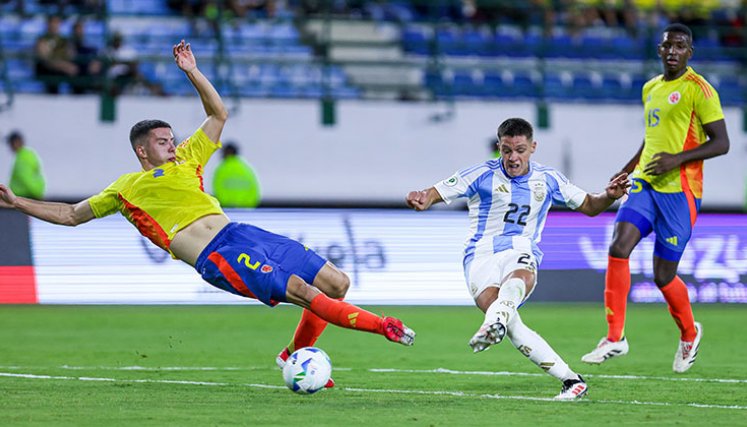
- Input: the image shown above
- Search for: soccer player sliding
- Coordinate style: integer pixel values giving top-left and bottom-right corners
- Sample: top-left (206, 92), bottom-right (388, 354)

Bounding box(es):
top-left (0, 41), bottom-right (415, 391)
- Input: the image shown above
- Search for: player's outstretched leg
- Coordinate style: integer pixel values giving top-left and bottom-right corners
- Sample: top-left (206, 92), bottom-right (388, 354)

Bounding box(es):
top-left (308, 292), bottom-right (416, 346)
top-left (673, 321), bottom-right (702, 373)
top-left (581, 336), bottom-right (629, 364)
top-left (507, 312), bottom-right (587, 399)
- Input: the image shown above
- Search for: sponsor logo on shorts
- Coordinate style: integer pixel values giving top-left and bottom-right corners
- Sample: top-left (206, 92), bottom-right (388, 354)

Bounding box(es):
top-left (260, 265), bottom-right (273, 273)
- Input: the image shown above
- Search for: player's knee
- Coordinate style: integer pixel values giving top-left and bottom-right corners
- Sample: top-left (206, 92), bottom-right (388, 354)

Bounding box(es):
top-left (653, 271), bottom-right (676, 288)
top-left (608, 241), bottom-right (633, 259)
top-left (327, 271), bottom-right (350, 299)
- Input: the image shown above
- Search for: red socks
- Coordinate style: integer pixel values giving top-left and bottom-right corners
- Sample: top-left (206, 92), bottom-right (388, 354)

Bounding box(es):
top-left (309, 293), bottom-right (383, 335)
top-left (660, 276), bottom-right (697, 341)
top-left (605, 255), bottom-right (630, 342)
top-left (604, 255), bottom-right (696, 342)
top-left (287, 308), bottom-right (330, 353)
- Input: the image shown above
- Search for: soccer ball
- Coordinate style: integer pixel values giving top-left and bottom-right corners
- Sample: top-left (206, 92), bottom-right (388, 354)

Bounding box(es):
top-left (282, 347), bottom-right (332, 394)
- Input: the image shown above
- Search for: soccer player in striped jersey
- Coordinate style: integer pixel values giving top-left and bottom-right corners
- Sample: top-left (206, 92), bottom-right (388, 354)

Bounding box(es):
top-left (0, 41), bottom-right (415, 387)
top-left (406, 117), bottom-right (629, 399)
top-left (581, 23), bottom-right (730, 373)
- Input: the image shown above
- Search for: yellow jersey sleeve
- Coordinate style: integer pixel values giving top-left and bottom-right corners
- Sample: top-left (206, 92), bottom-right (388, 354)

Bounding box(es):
top-left (692, 78), bottom-right (724, 126)
top-left (175, 128), bottom-right (221, 166)
top-left (88, 174), bottom-right (134, 218)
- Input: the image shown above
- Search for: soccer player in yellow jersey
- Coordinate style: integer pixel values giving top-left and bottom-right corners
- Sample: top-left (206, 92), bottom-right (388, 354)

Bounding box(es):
top-left (0, 41), bottom-right (415, 387)
top-left (582, 24), bottom-right (730, 372)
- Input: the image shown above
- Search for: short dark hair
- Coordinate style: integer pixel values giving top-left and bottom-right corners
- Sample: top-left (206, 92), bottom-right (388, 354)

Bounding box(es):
top-left (6, 130), bottom-right (23, 145)
top-left (223, 142), bottom-right (239, 156)
top-left (129, 119), bottom-right (172, 148)
top-left (663, 23), bottom-right (693, 44)
top-left (497, 118), bottom-right (533, 141)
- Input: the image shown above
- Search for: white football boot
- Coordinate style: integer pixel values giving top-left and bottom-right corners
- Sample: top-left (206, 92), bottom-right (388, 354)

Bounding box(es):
top-left (581, 336), bottom-right (629, 364)
top-left (554, 375), bottom-right (588, 400)
top-left (673, 322), bottom-right (702, 373)
top-left (468, 320), bottom-right (507, 353)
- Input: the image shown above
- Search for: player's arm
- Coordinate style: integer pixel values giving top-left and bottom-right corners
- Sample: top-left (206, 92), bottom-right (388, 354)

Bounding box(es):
top-left (406, 187), bottom-right (443, 211)
top-left (173, 40), bottom-right (228, 144)
top-left (575, 172), bottom-right (630, 217)
top-left (644, 119), bottom-right (730, 176)
top-left (0, 184), bottom-right (94, 226)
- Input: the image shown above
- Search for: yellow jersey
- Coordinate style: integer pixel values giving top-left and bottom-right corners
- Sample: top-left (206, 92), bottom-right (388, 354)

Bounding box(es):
top-left (636, 67), bottom-right (724, 197)
top-left (88, 128), bottom-right (223, 255)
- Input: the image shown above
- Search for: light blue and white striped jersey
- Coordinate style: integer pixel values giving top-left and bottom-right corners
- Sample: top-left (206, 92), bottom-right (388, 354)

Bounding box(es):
top-left (434, 159), bottom-right (587, 268)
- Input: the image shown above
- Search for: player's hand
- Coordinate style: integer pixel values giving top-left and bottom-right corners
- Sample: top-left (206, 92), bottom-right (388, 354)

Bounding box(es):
top-left (605, 172), bottom-right (630, 200)
top-left (406, 190), bottom-right (432, 211)
top-left (644, 152), bottom-right (681, 175)
top-left (0, 184), bottom-right (17, 208)
top-left (173, 40), bottom-right (196, 73)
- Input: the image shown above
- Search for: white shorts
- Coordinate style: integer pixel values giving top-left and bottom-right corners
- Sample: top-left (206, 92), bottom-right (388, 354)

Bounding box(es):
top-left (465, 249), bottom-right (538, 301)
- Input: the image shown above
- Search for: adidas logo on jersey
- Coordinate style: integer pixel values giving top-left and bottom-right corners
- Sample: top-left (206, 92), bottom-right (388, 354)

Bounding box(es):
top-left (495, 184), bottom-right (509, 193)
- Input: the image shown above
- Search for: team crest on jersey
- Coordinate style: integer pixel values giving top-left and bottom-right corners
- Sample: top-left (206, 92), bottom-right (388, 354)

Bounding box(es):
top-left (443, 176), bottom-right (458, 187)
top-left (668, 91), bottom-right (681, 104)
top-left (261, 265), bottom-right (273, 273)
top-left (531, 183), bottom-right (546, 202)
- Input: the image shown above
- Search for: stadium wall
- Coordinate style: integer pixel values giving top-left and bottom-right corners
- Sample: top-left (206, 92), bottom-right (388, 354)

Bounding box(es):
top-left (0, 210), bottom-right (37, 303)
top-left (1, 208), bottom-right (745, 305)
top-left (0, 95), bottom-right (745, 208)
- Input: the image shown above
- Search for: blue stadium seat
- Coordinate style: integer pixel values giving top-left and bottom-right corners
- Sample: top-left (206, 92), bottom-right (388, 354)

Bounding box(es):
top-left (600, 75), bottom-right (625, 100)
top-left (402, 27), bottom-right (429, 54)
top-left (513, 72), bottom-right (538, 97)
top-left (571, 73), bottom-right (598, 99)
top-left (108, 0), bottom-right (171, 16)
top-left (435, 27), bottom-right (460, 56)
top-left (543, 72), bottom-right (572, 99)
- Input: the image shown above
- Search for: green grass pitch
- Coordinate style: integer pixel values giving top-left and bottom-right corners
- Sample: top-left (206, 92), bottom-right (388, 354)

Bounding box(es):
top-left (1, 304), bottom-right (745, 425)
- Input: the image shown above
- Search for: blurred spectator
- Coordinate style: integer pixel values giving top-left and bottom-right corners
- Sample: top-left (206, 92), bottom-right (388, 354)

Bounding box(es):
top-left (226, 0), bottom-right (279, 18)
top-left (167, 0), bottom-right (205, 18)
top-left (718, 4), bottom-right (746, 48)
top-left (488, 137), bottom-right (499, 158)
top-left (5, 131), bottom-right (46, 200)
top-left (34, 15), bottom-right (79, 94)
top-left (104, 32), bottom-right (165, 96)
top-left (212, 142), bottom-right (261, 208)
top-left (71, 18), bottom-right (103, 93)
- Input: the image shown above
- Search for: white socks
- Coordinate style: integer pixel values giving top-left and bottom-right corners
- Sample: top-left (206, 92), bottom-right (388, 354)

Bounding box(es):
top-left (483, 278), bottom-right (526, 327)
top-left (506, 312), bottom-right (578, 382)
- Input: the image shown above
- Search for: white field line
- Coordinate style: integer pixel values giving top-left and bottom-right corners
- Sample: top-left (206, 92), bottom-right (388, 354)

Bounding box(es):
top-left (1, 371), bottom-right (746, 411)
top-left (0, 365), bottom-right (744, 384)
top-left (371, 368), bottom-right (747, 384)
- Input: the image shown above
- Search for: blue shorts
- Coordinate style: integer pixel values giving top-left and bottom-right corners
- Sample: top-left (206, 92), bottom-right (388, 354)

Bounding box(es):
top-left (615, 179), bottom-right (700, 261)
top-left (195, 223), bottom-right (327, 306)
